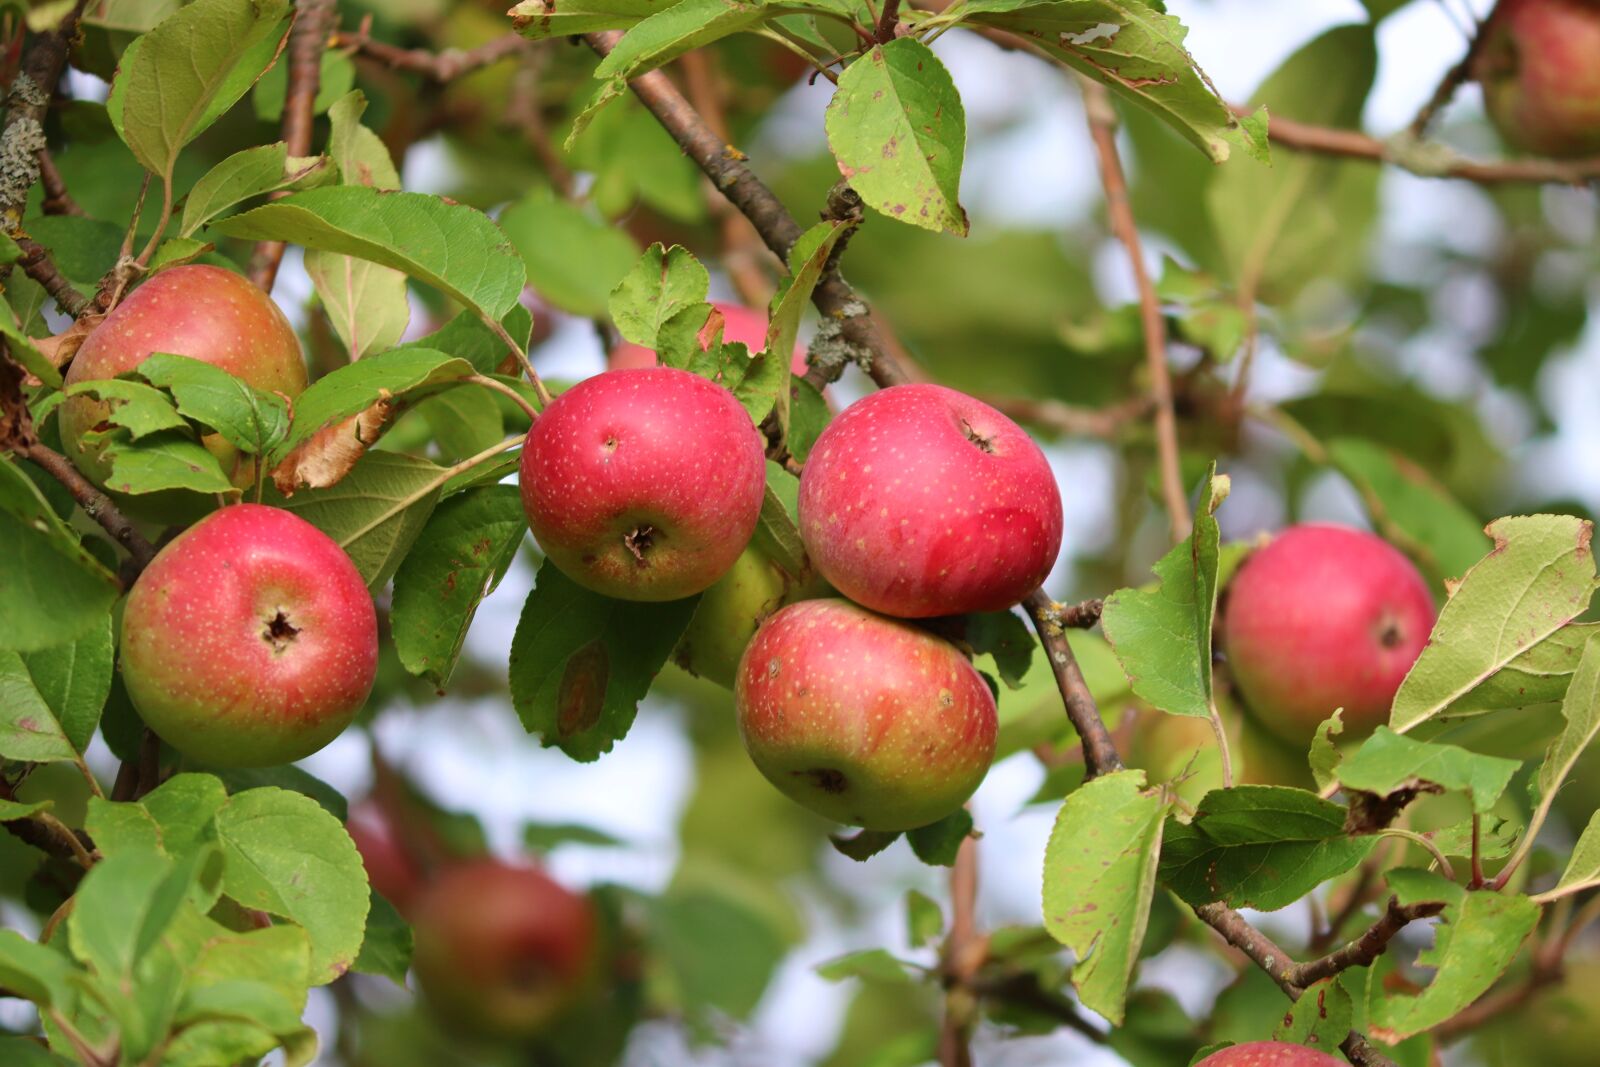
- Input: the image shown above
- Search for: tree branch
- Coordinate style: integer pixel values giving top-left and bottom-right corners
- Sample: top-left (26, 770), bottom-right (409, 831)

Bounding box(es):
top-left (17, 442), bottom-right (158, 570)
top-left (939, 832), bottom-right (981, 1067)
top-left (875, 0), bottom-right (903, 43)
top-left (1080, 78), bottom-right (1189, 543)
top-left (1292, 898), bottom-right (1442, 988)
top-left (16, 236), bottom-right (89, 317)
top-left (0, 0), bottom-right (91, 235)
top-left (251, 0), bottom-right (339, 292)
top-left (1407, 12), bottom-right (1488, 138)
top-left (36, 147), bottom-right (83, 217)
top-left (1023, 588), bottom-right (1124, 778)
top-left (585, 32), bottom-right (914, 390)
top-left (983, 393), bottom-right (1152, 440)
top-left (332, 26), bottom-right (530, 83)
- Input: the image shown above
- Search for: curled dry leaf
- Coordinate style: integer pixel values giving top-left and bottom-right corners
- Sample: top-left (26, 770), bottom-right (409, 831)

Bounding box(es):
top-left (270, 397), bottom-right (394, 493)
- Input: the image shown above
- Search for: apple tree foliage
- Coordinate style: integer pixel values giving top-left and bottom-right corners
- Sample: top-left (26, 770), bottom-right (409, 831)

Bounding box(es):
top-left (0, 0), bottom-right (1597, 1064)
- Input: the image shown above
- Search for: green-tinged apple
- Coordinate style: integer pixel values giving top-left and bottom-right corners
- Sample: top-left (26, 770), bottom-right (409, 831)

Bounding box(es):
top-left (518, 367), bottom-right (766, 601)
top-left (1473, 0), bottom-right (1600, 158)
top-left (673, 545), bottom-right (830, 689)
top-left (120, 504), bottom-right (377, 767)
top-left (411, 859), bottom-right (598, 1038)
top-left (609, 300), bottom-right (809, 375)
top-left (735, 598), bottom-right (997, 831)
top-left (60, 264), bottom-right (307, 488)
top-left (797, 383), bottom-right (1062, 618)
top-left (1194, 1042), bottom-right (1345, 1066)
top-left (1220, 524), bottom-right (1435, 746)
top-left (347, 801), bottom-right (424, 914)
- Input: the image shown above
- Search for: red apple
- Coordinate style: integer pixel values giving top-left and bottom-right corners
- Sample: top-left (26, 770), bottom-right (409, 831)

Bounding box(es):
top-left (796, 383), bottom-right (1062, 618)
top-left (1220, 524), bottom-right (1436, 746)
top-left (518, 367), bottom-right (766, 601)
top-left (60, 264), bottom-right (307, 488)
top-left (120, 504), bottom-right (377, 767)
top-left (1194, 1042), bottom-right (1346, 1067)
top-left (410, 859), bottom-right (598, 1038)
top-left (1474, 0), bottom-right (1600, 158)
top-left (346, 802), bottom-right (423, 914)
top-left (735, 598), bottom-right (997, 831)
top-left (608, 300), bottom-right (809, 377)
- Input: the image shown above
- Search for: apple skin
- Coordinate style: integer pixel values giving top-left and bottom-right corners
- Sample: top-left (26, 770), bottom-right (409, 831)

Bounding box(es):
top-left (410, 859), bottom-right (599, 1039)
top-left (60, 265), bottom-right (307, 488)
top-left (346, 802), bottom-right (423, 915)
top-left (735, 598), bottom-right (997, 831)
top-left (1220, 524), bottom-right (1436, 747)
top-left (119, 504), bottom-right (377, 768)
top-left (673, 545), bottom-right (831, 689)
top-left (1194, 1042), bottom-right (1346, 1067)
top-left (609, 301), bottom-right (809, 377)
top-left (1474, 0), bottom-right (1600, 158)
top-left (797, 383), bottom-right (1062, 618)
top-left (518, 367), bottom-right (766, 601)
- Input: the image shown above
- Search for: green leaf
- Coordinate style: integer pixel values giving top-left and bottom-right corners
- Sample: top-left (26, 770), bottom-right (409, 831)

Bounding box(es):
top-left (609, 242), bottom-right (710, 350)
top-left (0, 292), bottom-right (61, 387)
top-left (825, 38), bottom-right (968, 236)
top-left (1327, 438), bottom-right (1488, 584)
top-left (760, 219), bottom-right (850, 434)
top-left (101, 431), bottom-right (235, 495)
top-left (1442, 622), bottom-right (1599, 717)
top-left (1553, 811), bottom-right (1600, 896)
top-left (326, 91), bottom-right (400, 190)
top-left (1534, 633), bottom-right (1600, 809)
top-left (1367, 870), bottom-right (1540, 1041)
top-left (1428, 816), bottom-right (1516, 861)
top-left (1043, 769), bottom-right (1168, 1026)
top-left (180, 142), bottom-right (332, 237)
top-left (748, 462), bottom-right (808, 577)
top-left (266, 449), bottom-right (447, 592)
top-left (69, 847), bottom-right (213, 979)
top-left (0, 798), bottom-right (48, 821)
top-left (0, 458), bottom-right (120, 652)
top-left (905, 890), bottom-right (943, 949)
top-left (207, 764), bottom-right (348, 821)
top-left (305, 250), bottom-right (411, 361)
top-left (816, 947), bottom-right (919, 985)
top-left (137, 352), bottom-right (290, 457)
top-left (400, 305), bottom-right (533, 375)
top-left (1101, 467), bottom-right (1229, 718)
top-left (106, 0), bottom-right (290, 185)
top-left (1337, 727), bottom-right (1520, 815)
top-left (65, 378), bottom-right (189, 439)
top-left (649, 886), bottom-right (786, 1020)
top-left (1390, 515), bottom-right (1596, 735)
top-left (411, 387), bottom-right (506, 462)
top-left (965, 610), bottom-right (1038, 690)
top-left (1275, 978), bottom-right (1352, 1053)
top-left (1309, 709), bottom-right (1345, 793)
top-left (20, 615), bottom-right (113, 752)
top-left (1206, 25), bottom-right (1377, 303)
top-left (214, 787), bottom-right (370, 984)
top-left (907, 808), bottom-right (973, 867)
top-left (251, 46), bottom-right (354, 122)
top-left (521, 820), bottom-right (623, 850)
top-left (0, 1037), bottom-right (70, 1066)
top-left (829, 827), bottom-right (901, 862)
top-left (351, 890), bottom-right (412, 985)
top-left (511, 0), bottom-right (663, 38)
top-left (595, 0), bottom-right (768, 79)
top-left (0, 652), bottom-right (78, 762)
top-left (944, 0), bottom-right (1266, 163)
top-left (0, 929), bottom-right (76, 1007)
top-left (147, 236), bottom-right (214, 272)
top-left (212, 186), bottom-right (526, 320)
top-left (501, 187), bottom-right (639, 318)
top-left (391, 485), bottom-right (526, 687)
top-left (271, 347), bottom-right (474, 463)
top-left (509, 559), bottom-right (697, 760)
top-left (1158, 786), bottom-right (1378, 911)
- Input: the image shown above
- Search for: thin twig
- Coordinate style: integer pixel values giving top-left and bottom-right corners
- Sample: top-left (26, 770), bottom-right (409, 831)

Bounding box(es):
top-left (332, 27), bottom-right (529, 82)
top-left (15, 236), bottom-right (88, 316)
top-left (983, 393), bottom-right (1152, 440)
top-left (251, 0), bottom-right (338, 292)
top-left (466, 373), bottom-right (540, 423)
top-left (875, 0), bottom-right (902, 43)
top-left (36, 148), bottom-right (83, 217)
top-left (1407, 13), bottom-right (1488, 137)
top-left (1080, 77), bottom-right (1189, 542)
top-left (17, 442), bottom-right (157, 569)
top-left (1023, 588), bottom-right (1123, 778)
top-left (938, 832), bottom-right (981, 1067)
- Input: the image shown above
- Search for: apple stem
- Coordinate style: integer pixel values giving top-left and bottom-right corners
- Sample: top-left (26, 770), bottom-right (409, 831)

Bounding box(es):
top-left (467, 374), bottom-right (541, 424)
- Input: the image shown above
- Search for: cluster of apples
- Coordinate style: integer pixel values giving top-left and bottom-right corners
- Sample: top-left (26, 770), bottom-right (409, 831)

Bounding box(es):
top-left (524, 323), bottom-right (1065, 832)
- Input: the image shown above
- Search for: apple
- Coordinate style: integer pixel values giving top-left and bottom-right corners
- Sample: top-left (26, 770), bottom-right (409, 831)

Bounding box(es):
top-left (796, 383), bottom-right (1062, 618)
top-left (735, 598), bottom-right (997, 831)
top-left (518, 367), bottom-right (767, 601)
top-left (1194, 1042), bottom-right (1345, 1067)
top-left (673, 544), bottom-right (830, 689)
top-left (1219, 524), bottom-right (1435, 747)
top-left (346, 802), bottom-right (423, 914)
top-left (119, 503), bottom-right (377, 767)
top-left (60, 264), bottom-right (307, 489)
top-left (609, 300), bottom-right (809, 377)
top-left (1474, 0), bottom-right (1600, 158)
top-left (410, 859), bottom-right (598, 1038)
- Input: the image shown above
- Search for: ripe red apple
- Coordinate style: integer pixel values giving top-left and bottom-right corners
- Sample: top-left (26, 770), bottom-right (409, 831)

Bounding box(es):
top-left (673, 544), bottom-right (831, 688)
top-left (608, 300), bottom-right (809, 377)
top-left (1194, 1042), bottom-right (1346, 1067)
top-left (735, 598), bottom-right (997, 831)
top-left (410, 859), bottom-right (598, 1038)
top-left (346, 802), bottom-right (423, 914)
top-left (1474, 0), bottom-right (1600, 158)
top-left (796, 383), bottom-right (1062, 618)
top-left (518, 367), bottom-right (766, 601)
top-left (120, 504), bottom-right (377, 767)
top-left (60, 264), bottom-right (307, 488)
top-left (1220, 524), bottom-right (1436, 746)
